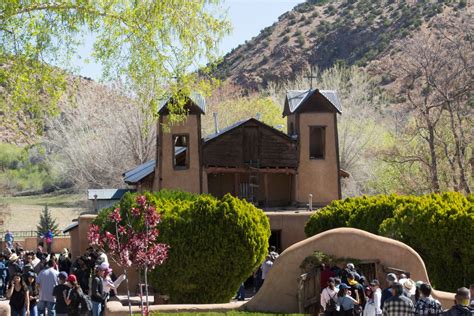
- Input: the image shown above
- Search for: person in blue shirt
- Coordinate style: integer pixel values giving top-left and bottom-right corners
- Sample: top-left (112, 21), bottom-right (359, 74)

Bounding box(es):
top-left (4, 231), bottom-right (14, 249)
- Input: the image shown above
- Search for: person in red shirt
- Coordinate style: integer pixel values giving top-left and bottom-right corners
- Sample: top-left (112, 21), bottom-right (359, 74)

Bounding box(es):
top-left (320, 263), bottom-right (335, 290)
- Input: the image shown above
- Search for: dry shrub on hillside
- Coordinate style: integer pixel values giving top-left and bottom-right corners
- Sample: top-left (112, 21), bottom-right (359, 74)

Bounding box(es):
top-left (44, 82), bottom-right (156, 189)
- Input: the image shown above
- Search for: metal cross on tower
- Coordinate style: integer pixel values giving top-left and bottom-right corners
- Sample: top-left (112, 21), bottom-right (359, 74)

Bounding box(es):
top-left (304, 66), bottom-right (318, 90)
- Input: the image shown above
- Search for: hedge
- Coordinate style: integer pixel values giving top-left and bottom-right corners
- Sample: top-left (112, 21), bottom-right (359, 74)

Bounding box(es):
top-left (94, 190), bottom-right (270, 303)
top-left (304, 192), bottom-right (474, 291)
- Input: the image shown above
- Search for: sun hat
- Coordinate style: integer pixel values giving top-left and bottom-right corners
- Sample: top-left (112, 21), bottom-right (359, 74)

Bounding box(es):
top-left (67, 274), bottom-right (77, 283)
top-left (403, 279), bottom-right (415, 291)
top-left (9, 253), bottom-right (18, 262)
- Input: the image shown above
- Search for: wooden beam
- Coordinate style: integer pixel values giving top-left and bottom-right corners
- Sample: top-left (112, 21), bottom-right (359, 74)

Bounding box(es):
top-left (205, 166), bottom-right (296, 174)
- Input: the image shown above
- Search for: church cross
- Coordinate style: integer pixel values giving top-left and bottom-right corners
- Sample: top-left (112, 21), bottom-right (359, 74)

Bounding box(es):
top-left (304, 66), bottom-right (318, 90)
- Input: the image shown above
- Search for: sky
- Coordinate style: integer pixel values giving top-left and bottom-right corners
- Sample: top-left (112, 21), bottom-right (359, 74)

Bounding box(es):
top-left (72, 0), bottom-right (303, 80)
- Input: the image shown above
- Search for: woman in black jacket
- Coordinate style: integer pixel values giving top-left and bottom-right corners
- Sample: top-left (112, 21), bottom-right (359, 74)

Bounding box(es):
top-left (90, 266), bottom-right (107, 316)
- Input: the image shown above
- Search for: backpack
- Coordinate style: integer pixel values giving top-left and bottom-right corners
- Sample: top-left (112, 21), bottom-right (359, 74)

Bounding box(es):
top-left (324, 289), bottom-right (338, 312)
top-left (79, 292), bottom-right (93, 313)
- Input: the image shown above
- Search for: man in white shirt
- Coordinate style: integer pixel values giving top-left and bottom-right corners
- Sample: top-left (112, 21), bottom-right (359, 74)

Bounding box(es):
top-left (37, 259), bottom-right (59, 316)
top-left (320, 277), bottom-right (339, 316)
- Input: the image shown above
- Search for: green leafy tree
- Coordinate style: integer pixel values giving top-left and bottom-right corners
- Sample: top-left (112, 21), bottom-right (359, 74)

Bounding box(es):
top-left (94, 190), bottom-right (270, 303)
top-left (1, 0), bottom-right (230, 135)
top-left (36, 204), bottom-right (59, 238)
top-left (304, 193), bottom-right (474, 291)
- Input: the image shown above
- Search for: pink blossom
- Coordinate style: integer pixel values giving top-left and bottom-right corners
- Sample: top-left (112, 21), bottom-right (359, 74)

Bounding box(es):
top-left (137, 195), bottom-right (147, 207)
top-left (131, 207), bottom-right (141, 217)
top-left (110, 208), bottom-right (122, 222)
top-left (88, 225), bottom-right (101, 246)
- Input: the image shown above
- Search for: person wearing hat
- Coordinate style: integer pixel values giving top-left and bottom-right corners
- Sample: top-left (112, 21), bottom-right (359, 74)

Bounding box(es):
top-left (25, 271), bottom-right (39, 316)
top-left (53, 271), bottom-right (70, 316)
top-left (414, 283), bottom-right (442, 315)
top-left (381, 273), bottom-right (398, 309)
top-left (337, 283), bottom-right (361, 315)
top-left (382, 282), bottom-right (414, 316)
top-left (64, 274), bottom-right (90, 316)
top-left (8, 253), bottom-right (22, 279)
top-left (402, 279), bottom-right (416, 304)
top-left (443, 287), bottom-right (472, 316)
top-left (103, 267), bottom-right (126, 299)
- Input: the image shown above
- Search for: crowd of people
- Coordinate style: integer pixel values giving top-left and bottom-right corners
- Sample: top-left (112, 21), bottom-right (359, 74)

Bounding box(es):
top-left (0, 243), bottom-right (125, 316)
top-left (319, 263), bottom-right (474, 316)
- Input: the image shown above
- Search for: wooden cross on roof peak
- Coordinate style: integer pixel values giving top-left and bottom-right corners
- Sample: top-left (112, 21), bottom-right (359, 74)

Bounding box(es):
top-left (304, 66), bottom-right (318, 90)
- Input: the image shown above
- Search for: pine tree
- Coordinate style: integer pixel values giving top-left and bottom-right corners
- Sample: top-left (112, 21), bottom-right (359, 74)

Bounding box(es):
top-left (36, 204), bottom-right (59, 237)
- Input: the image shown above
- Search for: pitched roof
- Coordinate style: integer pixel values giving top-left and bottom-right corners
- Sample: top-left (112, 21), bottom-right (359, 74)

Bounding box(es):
top-left (203, 118), bottom-right (294, 144)
top-left (87, 189), bottom-right (134, 200)
top-left (157, 92), bottom-right (206, 114)
top-left (284, 89), bottom-right (342, 115)
top-left (123, 160), bottom-right (156, 184)
top-left (124, 118), bottom-right (294, 185)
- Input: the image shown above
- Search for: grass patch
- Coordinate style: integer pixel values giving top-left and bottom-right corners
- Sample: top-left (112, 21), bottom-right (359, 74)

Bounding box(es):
top-left (1, 193), bottom-right (86, 208)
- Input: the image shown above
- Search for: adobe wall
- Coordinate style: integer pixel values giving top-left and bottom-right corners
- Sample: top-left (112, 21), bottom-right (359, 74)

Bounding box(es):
top-left (0, 237), bottom-right (70, 253)
top-left (244, 227), bottom-right (455, 313)
top-left (266, 211), bottom-right (312, 250)
top-left (296, 112), bottom-right (339, 204)
top-left (154, 115), bottom-right (202, 194)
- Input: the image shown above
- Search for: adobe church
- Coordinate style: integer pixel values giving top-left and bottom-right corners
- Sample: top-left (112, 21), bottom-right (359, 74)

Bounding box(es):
top-left (123, 89), bottom-right (345, 207)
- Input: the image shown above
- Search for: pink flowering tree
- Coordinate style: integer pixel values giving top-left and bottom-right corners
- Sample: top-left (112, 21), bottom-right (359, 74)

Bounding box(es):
top-left (88, 195), bottom-right (169, 316)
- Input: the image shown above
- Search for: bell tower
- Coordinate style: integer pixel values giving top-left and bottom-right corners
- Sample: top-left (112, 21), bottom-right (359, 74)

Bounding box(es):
top-left (152, 95), bottom-right (205, 194)
top-left (284, 89), bottom-right (342, 206)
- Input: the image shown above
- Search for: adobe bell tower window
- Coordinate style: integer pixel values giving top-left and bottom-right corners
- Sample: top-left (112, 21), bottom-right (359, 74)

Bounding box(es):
top-left (173, 134), bottom-right (189, 170)
top-left (309, 126), bottom-right (325, 159)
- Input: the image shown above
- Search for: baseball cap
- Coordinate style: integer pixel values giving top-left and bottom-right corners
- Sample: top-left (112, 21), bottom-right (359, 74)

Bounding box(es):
top-left (339, 283), bottom-right (350, 290)
top-left (58, 271), bottom-right (68, 280)
top-left (67, 274), bottom-right (77, 283)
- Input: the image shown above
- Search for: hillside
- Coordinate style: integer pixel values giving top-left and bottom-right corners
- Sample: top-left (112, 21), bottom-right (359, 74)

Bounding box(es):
top-left (214, 0), bottom-right (470, 91)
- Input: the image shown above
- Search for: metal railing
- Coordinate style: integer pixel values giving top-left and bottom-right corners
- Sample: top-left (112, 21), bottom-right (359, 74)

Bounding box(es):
top-left (0, 231), bottom-right (69, 240)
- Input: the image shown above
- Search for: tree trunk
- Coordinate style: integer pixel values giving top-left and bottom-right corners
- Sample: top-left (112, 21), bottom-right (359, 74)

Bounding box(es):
top-left (447, 102), bottom-right (472, 194)
top-left (427, 124), bottom-right (441, 193)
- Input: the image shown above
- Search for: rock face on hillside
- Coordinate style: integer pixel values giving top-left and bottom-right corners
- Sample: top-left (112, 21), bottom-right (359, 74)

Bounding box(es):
top-left (214, 0), bottom-right (470, 92)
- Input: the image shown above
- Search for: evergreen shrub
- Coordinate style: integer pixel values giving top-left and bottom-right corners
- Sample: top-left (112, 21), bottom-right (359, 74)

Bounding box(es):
top-left (94, 190), bottom-right (270, 303)
top-left (304, 193), bottom-right (474, 291)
